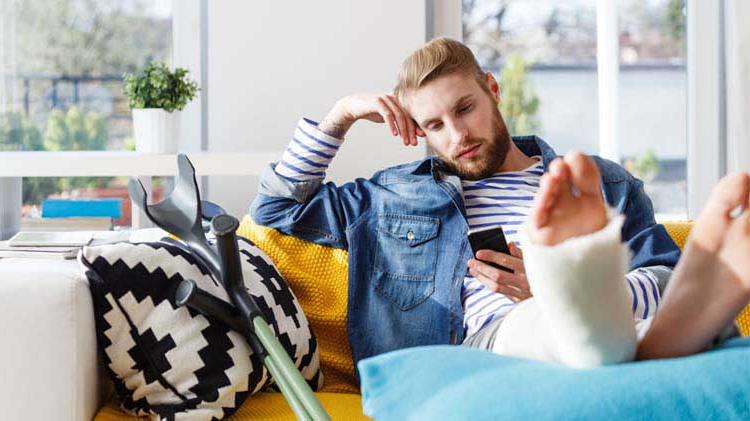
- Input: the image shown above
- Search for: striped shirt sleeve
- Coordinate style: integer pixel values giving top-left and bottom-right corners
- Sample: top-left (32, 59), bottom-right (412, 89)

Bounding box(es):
top-left (625, 266), bottom-right (671, 319)
top-left (274, 117), bottom-right (345, 182)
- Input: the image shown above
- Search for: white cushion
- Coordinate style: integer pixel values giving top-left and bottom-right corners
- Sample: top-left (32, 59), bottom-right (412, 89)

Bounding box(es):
top-left (78, 235), bottom-right (323, 419)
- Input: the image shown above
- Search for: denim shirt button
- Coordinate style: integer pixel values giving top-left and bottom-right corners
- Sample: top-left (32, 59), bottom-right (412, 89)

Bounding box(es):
top-left (406, 230), bottom-right (415, 241)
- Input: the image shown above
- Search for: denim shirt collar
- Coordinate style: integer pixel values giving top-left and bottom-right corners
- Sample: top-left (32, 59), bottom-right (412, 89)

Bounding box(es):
top-left (511, 135), bottom-right (558, 169)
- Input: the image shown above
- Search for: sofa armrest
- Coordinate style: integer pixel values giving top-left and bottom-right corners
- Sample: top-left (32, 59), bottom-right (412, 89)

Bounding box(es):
top-left (0, 258), bottom-right (108, 421)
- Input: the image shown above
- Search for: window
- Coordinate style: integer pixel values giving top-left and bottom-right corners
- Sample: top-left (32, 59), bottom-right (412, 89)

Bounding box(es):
top-left (0, 0), bottom-right (173, 226)
top-left (462, 0), bottom-right (687, 219)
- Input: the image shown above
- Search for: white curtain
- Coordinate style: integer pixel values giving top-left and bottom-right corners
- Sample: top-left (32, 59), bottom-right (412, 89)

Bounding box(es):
top-left (725, 0), bottom-right (750, 174)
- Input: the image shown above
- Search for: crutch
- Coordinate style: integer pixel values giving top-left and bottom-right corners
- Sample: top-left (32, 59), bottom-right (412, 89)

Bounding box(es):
top-left (128, 154), bottom-right (330, 421)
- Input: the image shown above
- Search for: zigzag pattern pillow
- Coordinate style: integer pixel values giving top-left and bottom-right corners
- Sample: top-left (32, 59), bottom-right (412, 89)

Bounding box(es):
top-left (78, 235), bottom-right (322, 420)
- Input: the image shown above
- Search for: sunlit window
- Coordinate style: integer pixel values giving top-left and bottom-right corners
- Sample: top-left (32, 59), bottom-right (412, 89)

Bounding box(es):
top-left (0, 0), bottom-right (173, 225)
top-left (462, 0), bottom-right (687, 219)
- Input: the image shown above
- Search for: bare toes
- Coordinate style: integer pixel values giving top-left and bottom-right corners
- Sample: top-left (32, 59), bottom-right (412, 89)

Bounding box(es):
top-left (534, 174), bottom-right (559, 228)
top-left (706, 172), bottom-right (750, 216)
top-left (564, 151), bottom-right (602, 196)
top-left (550, 158), bottom-right (573, 197)
top-left (719, 209), bottom-right (750, 290)
top-left (693, 172), bottom-right (750, 252)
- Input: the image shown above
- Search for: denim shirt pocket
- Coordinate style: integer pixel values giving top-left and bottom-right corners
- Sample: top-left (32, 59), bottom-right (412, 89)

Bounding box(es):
top-left (373, 213), bottom-right (439, 310)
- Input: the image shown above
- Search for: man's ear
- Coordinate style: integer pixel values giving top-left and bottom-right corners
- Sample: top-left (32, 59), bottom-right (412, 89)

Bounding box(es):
top-left (485, 72), bottom-right (501, 103)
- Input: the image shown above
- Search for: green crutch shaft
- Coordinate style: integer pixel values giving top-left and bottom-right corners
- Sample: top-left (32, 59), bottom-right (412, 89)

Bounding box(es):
top-left (263, 352), bottom-right (311, 420)
top-left (253, 317), bottom-right (331, 421)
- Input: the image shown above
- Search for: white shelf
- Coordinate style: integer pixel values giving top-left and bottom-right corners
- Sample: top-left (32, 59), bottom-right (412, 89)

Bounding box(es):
top-left (0, 151), bottom-right (281, 177)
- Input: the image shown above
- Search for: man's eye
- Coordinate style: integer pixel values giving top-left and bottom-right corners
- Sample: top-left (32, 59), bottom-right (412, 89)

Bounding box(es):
top-left (459, 104), bottom-right (473, 114)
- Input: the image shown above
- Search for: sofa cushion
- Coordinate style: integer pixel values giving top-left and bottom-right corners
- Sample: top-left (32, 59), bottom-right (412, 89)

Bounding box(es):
top-left (359, 338), bottom-right (750, 421)
top-left (236, 219), bottom-right (749, 392)
top-left (95, 392), bottom-right (370, 421)
top-left (238, 217), bottom-right (357, 393)
top-left (79, 234), bottom-right (322, 420)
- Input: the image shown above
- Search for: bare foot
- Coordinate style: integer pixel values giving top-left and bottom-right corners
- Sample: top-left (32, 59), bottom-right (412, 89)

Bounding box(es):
top-left (678, 172), bottom-right (750, 292)
top-left (529, 152), bottom-right (608, 246)
top-left (712, 173), bottom-right (750, 291)
top-left (638, 172), bottom-right (750, 359)
top-left (690, 172), bottom-right (750, 259)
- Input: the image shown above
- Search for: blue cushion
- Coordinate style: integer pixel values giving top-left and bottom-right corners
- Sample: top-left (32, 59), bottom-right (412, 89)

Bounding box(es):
top-left (359, 338), bottom-right (750, 420)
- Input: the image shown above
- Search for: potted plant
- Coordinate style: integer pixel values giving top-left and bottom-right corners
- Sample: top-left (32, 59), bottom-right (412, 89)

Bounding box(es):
top-left (123, 62), bottom-right (199, 153)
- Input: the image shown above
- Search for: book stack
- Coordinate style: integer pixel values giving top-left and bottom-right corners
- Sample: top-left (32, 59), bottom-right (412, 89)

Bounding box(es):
top-left (19, 197), bottom-right (122, 232)
top-left (0, 230), bottom-right (131, 260)
top-left (0, 231), bottom-right (94, 260)
top-left (1, 198), bottom-right (168, 260)
top-left (21, 217), bottom-right (114, 231)
top-left (42, 198), bottom-right (121, 219)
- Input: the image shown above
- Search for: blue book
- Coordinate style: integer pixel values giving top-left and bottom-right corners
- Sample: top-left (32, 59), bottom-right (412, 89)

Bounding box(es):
top-left (42, 198), bottom-right (122, 218)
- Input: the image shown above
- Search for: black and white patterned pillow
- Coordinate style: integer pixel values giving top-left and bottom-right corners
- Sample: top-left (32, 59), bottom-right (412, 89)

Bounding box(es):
top-left (78, 235), bottom-right (322, 420)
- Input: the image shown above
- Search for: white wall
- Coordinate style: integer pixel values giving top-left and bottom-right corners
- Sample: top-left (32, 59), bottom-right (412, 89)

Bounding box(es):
top-left (205, 1), bottom-right (428, 218)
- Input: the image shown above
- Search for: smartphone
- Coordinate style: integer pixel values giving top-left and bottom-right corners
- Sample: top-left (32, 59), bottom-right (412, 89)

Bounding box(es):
top-left (468, 226), bottom-right (512, 273)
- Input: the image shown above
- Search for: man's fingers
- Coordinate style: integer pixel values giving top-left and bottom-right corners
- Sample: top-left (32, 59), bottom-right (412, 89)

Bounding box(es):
top-left (469, 259), bottom-right (529, 290)
top-left (415, 125), bottom-right (426, 138)
top-left (509, 242), bottom-right (523, 259)
top-left (382, 95), bottom-right (410, 145)
top-left (405, 114), bottom-right (417, 146)
top-left (376, 97), bottom-right (398, 137)
top-left (474, 249), bottom-right (524, 272)
top-left (388, 94), bottom-right (418, 146)
top-left (491, 284), bottom-right (527, 302)
top-left (469, 268), bottom-right (530, 301)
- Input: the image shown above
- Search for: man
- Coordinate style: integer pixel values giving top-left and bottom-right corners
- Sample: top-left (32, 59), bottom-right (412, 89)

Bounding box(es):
top-left (250, 37), bottom-right (681, 371)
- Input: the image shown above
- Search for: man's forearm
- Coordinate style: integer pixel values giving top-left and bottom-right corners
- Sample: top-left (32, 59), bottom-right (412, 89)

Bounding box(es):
top-left (273, 117), bottom-right (345, 183)
top-left (318, 100), bottom-right (354, 139)
top-left (318, 115), bottom-right (353, 140)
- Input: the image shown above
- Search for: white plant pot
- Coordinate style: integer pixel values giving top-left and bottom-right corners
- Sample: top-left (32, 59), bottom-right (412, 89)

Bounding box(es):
top-left (132, 108), bottom-right (180, 153)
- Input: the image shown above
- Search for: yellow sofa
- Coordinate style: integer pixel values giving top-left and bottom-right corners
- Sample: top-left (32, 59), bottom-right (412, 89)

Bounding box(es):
top-left (95, 219), bottom-right (750, 420)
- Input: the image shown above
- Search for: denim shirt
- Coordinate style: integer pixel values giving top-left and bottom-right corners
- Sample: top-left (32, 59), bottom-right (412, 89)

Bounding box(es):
top-left (250, 135), bottom-right (681, 380)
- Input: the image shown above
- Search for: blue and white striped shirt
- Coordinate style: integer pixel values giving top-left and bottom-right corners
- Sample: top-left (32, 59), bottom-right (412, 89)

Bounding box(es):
top-left (276, 117), bottom-right (664, 340)
top-left (274, 118), bottom-right (344, 183)
top-left (461, 162), bottom-right (543, 337)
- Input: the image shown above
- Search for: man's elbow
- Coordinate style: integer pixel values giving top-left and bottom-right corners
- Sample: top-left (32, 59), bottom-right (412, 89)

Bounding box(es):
top-left (249, 194), bottom-right (288, 227)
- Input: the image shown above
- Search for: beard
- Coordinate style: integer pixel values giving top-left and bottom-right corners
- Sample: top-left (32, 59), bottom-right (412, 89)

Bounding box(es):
top-left (437, 106), bottom-right (512, 181)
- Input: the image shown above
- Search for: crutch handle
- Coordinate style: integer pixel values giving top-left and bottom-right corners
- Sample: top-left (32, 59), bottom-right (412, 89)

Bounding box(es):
top-left (174, 279), bottom-right (266, 358)
top-left (211, 214), bottom-right (264, 322)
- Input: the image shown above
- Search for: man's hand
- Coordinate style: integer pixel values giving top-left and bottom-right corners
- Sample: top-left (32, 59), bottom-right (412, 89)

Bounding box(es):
top-left (318, 94), bottom-right (424, 146)
top-left (467, 243), bottom-right (531, 303)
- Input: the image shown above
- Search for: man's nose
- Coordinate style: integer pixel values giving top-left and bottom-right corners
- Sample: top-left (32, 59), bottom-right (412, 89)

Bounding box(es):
top-left (448, 120), bottom-right (469, 145)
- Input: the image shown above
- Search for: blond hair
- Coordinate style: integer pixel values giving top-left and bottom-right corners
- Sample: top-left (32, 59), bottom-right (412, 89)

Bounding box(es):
top-left (394, 37), bottom-right (487, 103)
